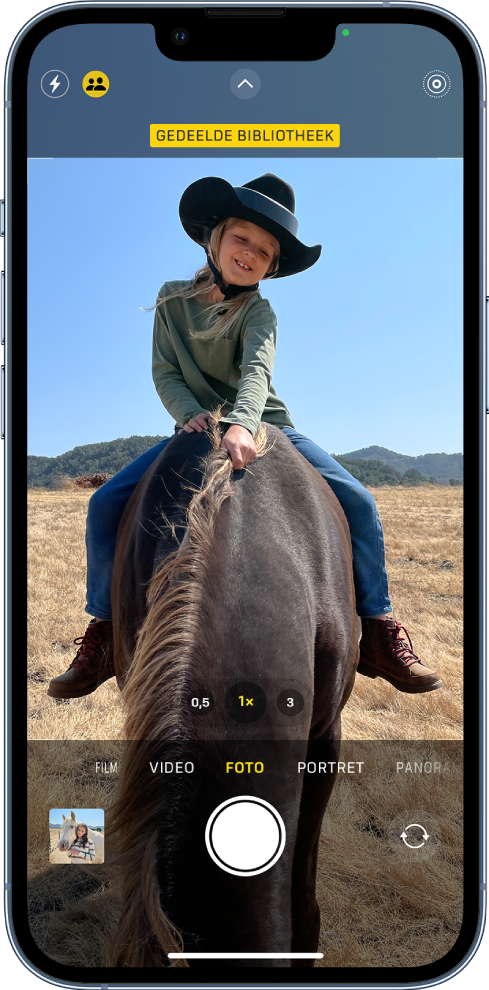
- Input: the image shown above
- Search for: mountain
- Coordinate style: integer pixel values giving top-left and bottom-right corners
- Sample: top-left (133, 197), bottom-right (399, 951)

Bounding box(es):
top-left (27, 437), bottom-right (463, 489)
top-left (335, 445), bottom-right (463, 481)
top-left (333, 458), bottom-right (405, 488)
top-left (28, 436), bottom-right (168, 489)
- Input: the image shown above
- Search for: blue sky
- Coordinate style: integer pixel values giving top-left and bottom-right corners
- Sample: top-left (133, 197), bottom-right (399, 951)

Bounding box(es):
top-left (49, 808), bottom-right (104, 826)
top-left (28, 157), bottom-right (462, 457)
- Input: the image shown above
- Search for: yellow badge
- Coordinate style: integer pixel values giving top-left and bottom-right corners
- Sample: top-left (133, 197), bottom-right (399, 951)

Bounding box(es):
top-left (82, 71), bottom-right (110, 98)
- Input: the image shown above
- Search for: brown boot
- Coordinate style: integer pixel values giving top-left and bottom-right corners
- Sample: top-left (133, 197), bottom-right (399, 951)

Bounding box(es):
top-left (357, 617), bottom-right (443, 694)
top-left (47, 619), bottom-right (115, 699)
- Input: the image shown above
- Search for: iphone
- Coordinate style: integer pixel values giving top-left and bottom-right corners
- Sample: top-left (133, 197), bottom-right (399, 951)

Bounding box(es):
top-left (3, 2), bottom-right (485, 987)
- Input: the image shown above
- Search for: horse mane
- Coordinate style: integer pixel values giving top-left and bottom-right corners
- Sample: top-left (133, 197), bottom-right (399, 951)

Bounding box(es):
top-left (122, 418), bottom-right (268, 741)
top-left (109, 418), bottom-right (268, 966)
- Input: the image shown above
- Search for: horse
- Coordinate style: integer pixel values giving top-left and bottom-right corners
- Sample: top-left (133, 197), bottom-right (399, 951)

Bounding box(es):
top-left (108, 421), bottom-right (359, 968)
top-left (57, 811), bottom-right (105, 864)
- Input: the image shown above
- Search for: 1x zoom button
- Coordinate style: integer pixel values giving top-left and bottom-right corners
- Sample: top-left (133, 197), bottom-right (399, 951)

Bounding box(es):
top-left (225, 681), bottom-right (267, 723)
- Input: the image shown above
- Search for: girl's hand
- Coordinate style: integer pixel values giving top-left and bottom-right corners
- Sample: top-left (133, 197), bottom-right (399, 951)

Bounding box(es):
top-left (181, 412), bottom-right (212, 434)
top-left (220, 425), bottom-right (257, 471)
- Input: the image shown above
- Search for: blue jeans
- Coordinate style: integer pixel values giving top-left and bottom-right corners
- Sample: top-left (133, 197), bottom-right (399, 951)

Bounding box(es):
top-left (85, 429), bottom-right (392, 621)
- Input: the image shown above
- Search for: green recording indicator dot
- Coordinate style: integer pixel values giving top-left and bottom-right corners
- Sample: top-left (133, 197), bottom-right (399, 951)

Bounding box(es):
top-left (342, 29), bottom-right (350, 37)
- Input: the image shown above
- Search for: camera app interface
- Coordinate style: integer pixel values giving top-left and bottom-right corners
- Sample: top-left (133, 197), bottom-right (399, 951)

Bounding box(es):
top-left (25, 17), bottom-right (464, 976)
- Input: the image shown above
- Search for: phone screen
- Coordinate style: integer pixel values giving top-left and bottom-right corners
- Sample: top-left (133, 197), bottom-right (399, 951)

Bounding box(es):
top-left (9, 4), bottom-right (482, 985)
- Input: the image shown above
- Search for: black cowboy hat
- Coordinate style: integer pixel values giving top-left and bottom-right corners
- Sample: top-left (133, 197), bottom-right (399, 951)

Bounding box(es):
top-left (179, 173), bottom-right (322, 279)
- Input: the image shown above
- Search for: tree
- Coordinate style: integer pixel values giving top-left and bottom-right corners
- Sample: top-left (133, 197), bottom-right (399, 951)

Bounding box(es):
top-left (401, 468), bottom-right (427, 487)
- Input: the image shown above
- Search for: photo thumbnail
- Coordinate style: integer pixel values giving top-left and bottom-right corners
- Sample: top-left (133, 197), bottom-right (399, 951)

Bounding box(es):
top-left (49, 809), bottom-right (105, 864)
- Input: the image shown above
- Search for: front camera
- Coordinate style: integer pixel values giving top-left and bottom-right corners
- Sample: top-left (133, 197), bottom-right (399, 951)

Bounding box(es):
top-left (171, 27), bottom-right (190, 46)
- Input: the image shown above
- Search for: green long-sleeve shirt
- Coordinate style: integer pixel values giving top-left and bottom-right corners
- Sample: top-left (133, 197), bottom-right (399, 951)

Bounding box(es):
top-left (152, 280), bottom-right (295, 436)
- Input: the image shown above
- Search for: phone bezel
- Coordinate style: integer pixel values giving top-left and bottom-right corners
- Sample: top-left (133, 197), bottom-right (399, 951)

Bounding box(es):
top-left (5, 3), bottom-right (485, 987)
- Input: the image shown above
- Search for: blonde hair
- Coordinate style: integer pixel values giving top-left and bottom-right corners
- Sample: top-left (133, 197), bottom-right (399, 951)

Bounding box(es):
top-left (154, 217), bottom-right (280, 341)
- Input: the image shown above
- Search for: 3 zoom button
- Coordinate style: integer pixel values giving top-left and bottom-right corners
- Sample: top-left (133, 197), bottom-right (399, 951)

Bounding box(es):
top-left (205, 796), bottom-right (286, 876)
top-left (277, 689), bottom-right (304, 716)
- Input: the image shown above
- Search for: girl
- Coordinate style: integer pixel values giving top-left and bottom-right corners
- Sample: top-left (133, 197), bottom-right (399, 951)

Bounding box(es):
top-left (67, 824), bottom-right (96, 863)
top-left (48, 173), bottom-right (443, 699)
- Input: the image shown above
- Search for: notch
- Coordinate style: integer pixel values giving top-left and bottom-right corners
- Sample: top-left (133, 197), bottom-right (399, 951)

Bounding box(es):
top-left (154, 8), bottom-right (338, 60)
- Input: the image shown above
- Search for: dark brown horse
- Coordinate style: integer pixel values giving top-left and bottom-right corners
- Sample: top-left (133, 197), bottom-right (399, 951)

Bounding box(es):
top-left (109, 422), bottom-right (359, 968)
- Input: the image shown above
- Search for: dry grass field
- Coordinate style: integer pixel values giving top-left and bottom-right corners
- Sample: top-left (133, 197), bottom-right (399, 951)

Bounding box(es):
top-left (26, 484), bottom-right (463, 968)
top-left (28, 491), bottom-right (125, 739)
top-left (28, 739), bottom-right (461, 969)
top-left (28, 485), bottom-right (463, 742)
top-left (315, 739), bottom-right (462, 968)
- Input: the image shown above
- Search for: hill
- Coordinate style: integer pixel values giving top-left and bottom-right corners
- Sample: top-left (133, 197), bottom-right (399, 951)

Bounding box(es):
top-left (336, 445), bottom-right (463, 481)
top-left (333, 458), bottom-right (405, 487)
top-left (27, 436), bottom-right (168, 489)
top-left (27, 437), bottom-right (463, 489)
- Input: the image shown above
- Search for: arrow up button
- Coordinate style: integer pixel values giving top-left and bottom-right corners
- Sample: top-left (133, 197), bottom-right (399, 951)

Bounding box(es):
top-left (230, 68), bottom-right (261, 100)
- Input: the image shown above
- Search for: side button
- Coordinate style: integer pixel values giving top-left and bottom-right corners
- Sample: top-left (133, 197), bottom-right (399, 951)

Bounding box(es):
top-left (0, 200), bottom-right (4, 236)
top-left (1, 271), bottom-right (4, 344)
top-left (1, 365), bottom-right (4, 439)
top-left (487, 297), bottom-right (489, 413)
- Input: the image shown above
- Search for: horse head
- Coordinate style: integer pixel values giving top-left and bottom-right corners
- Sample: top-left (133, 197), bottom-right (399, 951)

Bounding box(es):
top-left (57, 810), bottom-right (79, 852)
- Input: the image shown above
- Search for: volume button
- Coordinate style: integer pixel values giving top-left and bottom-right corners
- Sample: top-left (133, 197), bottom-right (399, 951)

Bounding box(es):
top-left (1, 271), bottom-right (4, 344)
top-left (1, 365), bottom-right (4, 439)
